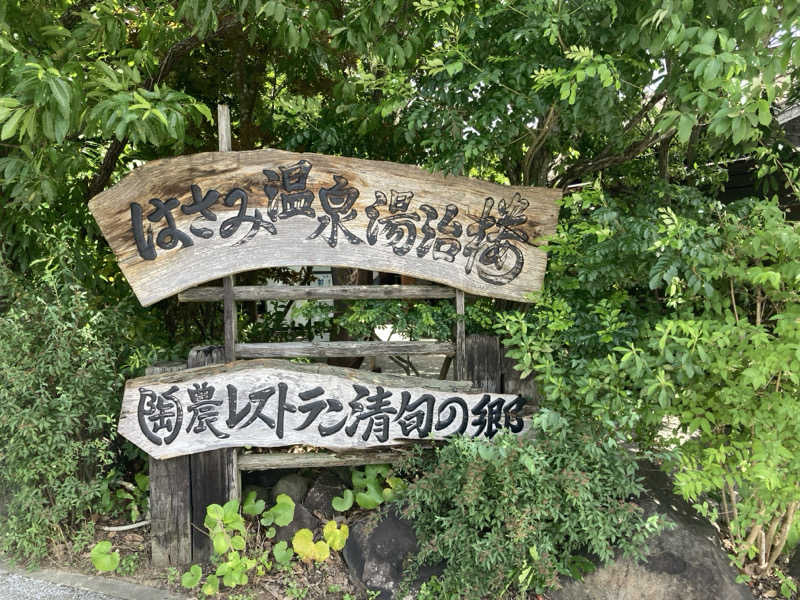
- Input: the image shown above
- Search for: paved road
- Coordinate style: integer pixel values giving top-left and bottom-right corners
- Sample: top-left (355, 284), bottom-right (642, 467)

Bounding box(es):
top-left (0, 562), bottom-right (183, 600)
top-left (0, 570), bottom-right (116, 600)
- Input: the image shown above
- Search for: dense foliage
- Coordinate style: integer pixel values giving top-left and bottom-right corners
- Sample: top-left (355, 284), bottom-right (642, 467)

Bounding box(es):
top-left (397, 414), bottom-right (662, 598)
top-left (0, 237), bottom-right (160, 560)
top-left (498, 185), bottom-right (800, 575)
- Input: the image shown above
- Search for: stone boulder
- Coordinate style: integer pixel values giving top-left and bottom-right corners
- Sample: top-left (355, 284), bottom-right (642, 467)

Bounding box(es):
top-left (342, 508), bottom-right (441, 600)
top-left (304, 472), bottom-right (346, 521)
top-left (550, 461), bottom-right (752, 600)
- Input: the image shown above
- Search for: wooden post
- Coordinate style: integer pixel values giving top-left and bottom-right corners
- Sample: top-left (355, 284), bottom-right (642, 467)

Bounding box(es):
top-left (150, 456), bottom-right (192, 566)
top-left (188, 104), bottom-right (238, 563)
top-left (147, 362), bottom-right (192, 567)
top-left (219, 104), bottom-right (237, 365)
top-left (455, 290), bottom-right (467, 381)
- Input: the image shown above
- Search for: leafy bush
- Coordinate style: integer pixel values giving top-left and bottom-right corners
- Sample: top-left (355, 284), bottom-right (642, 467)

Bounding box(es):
top-left (0, 240), bottom-right (145, 560)
top-left (497, 184), bottom-right (800, 574)
top-left (397, 411), bottom-right (662, 598)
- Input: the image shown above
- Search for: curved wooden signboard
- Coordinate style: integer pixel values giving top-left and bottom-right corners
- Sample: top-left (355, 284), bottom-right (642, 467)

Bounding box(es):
top-left (120, 359), bottom-right (526, 459)
top-left (89, 148), bottom-right (560, 306)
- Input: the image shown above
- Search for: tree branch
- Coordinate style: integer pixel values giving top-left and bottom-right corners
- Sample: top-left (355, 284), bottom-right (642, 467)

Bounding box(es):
top-left (558, 127), bottom-right (676, 188)
top-left (85, 15), bottom-right (241, 201)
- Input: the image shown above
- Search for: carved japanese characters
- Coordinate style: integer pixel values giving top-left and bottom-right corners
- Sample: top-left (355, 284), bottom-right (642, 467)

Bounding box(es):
top-left (89, 149), bottom-right (560, 305)
top-left (120, 359), bottom-right (526, 459)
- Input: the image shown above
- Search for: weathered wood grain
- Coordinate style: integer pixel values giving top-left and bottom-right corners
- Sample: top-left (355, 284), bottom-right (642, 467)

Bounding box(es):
top-left (466, 334), bottom-right (503, 393)
top-left (223, 275), bottom-right (236, 362)
top-left (178, 284), bottom-right (456, 302)
top-left (455, 290), bottom-right (467, 381)
top-left (88, 148), bottom-right (560, 306)
top-left (235, 340), bottom-right (455, 359)
top-left (150, 455), bottom-right (192, 566)
top-left (237, 449), bottom-right (404, 470)
top-left (119, 358), bottom-right (523, 459)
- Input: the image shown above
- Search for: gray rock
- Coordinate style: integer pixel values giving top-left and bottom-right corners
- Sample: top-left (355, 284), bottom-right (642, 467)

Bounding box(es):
top-left (343, 508), bottom-right (441, 600)
top-left (304, 472), bottom-right (346, 520)
top-left (273, 502), bottom-right (320, 544)
top-left (270, 473), bottom-right (310, 504)
top-left (550, 462), bottom-right (752, 600)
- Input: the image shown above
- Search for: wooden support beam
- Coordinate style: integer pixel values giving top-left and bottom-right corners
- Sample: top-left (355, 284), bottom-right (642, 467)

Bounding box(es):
top-left (149, 457), bottom-right (191, 566)
top-left (178, 284), bottom-right (457, 302)
top-left (237, 450), bottom-right (404, 470)
top-left (455, 290), bottom-right (467, 381)
top-left (235, 340), bottom-right (455, 359)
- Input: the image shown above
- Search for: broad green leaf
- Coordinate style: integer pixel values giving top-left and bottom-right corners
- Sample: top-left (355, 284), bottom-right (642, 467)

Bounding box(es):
top-left (242, 490), bottom-right (266, 516)
top-left (677, 114), bottom-right (695, 143)
top-left (332, 489), bottom-right (354, 512)
top-left (212, 532), bottom-right (229, 555)
top-left (272, 540), bottom-right (294, 564)
top-left (90, 541), bottom-right (120, 572)
top-left (201, 574), bottom-right (219, 595)
top-left (1, 108), bottom-right (24, 141)
top-left (181, 564), bottom-right (202, 588)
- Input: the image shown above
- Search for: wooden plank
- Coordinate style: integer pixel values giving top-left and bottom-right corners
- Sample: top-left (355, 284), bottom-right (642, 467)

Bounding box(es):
top-left (88, 148), bottom-right (560, 306)
top-left (190, 448), bottom-right (236, 560)
top-left (223, 275), bottom-right (236, 362)
top-left (178, 284), bottom-right (457, 302)
top-left (150, 455), bottom-right (191, 567)
top-left (455, 290), bottom-right (467, 381)
top-left (466, 334), bottom-right (503, 393)
top-left (235, 340), bottom-right (455, 359)
top-left (238, 450), bottom-right (404, 470)
top-left (147, 360), bottom-right (192, 567)
top-left (118, 358), bottom-right (523, 459)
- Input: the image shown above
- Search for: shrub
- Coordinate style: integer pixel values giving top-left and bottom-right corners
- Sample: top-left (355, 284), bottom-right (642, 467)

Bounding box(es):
top-left (397, 411), bottom-right (662, 598)
top-left (0, 241), bottom-right (143, 560)
top-left (497, 184), bottom-right (800, 574)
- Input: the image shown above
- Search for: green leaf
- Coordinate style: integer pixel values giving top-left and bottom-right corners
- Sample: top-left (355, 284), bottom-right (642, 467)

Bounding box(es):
top-left (181, 564), bottom-right (202, 588)
top-left (231, 535), bottom-right (246, 551)
top-left (201, 574), bottom-right (219, 595)
top-left (267, 493), bottom-right (295, 526)
top-left (47, 78), bottom-right (70, 119)
top-left (242, 490), bottom-right (266, 516)
top-left (677, 114), bottom-right (695, 143)
top-left (322, 520), bottom-right (349, 551)
top-left (1, 108), bottom-right (24, 141)
top-left (90, 541), bottom-right (120, 572)
top-left (194, 102), bottom-right (213, 123)
top-left (207, 504), bottom-right (224, 521)
top-left (272, 540), bottom-right (294, 564)
top-left (134, 472), bottom-right (149, 491)
top-left (331, 489), bottom-right (354, 512)
top-left (757, 100), bottom-right (772, 126)
top-left (445, 61), bottom-right (463, 75)
top-left (212, 532), bottom-right (229, 555)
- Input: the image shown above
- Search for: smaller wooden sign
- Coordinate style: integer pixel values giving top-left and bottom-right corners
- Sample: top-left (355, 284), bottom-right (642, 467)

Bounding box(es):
top-left (119, 359), bottom-right (526, 459)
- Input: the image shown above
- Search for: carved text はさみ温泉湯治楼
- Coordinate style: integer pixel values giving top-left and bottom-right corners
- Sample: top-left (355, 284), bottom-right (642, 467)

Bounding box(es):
top-left (89, 149), bottom-right (560, 305)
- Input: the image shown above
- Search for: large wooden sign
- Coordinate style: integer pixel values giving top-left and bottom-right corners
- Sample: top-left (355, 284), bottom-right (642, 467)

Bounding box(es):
top-left (119, 359), bottom-right (526, 459)
top-left (89, 149), bottom-right (559, 306)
